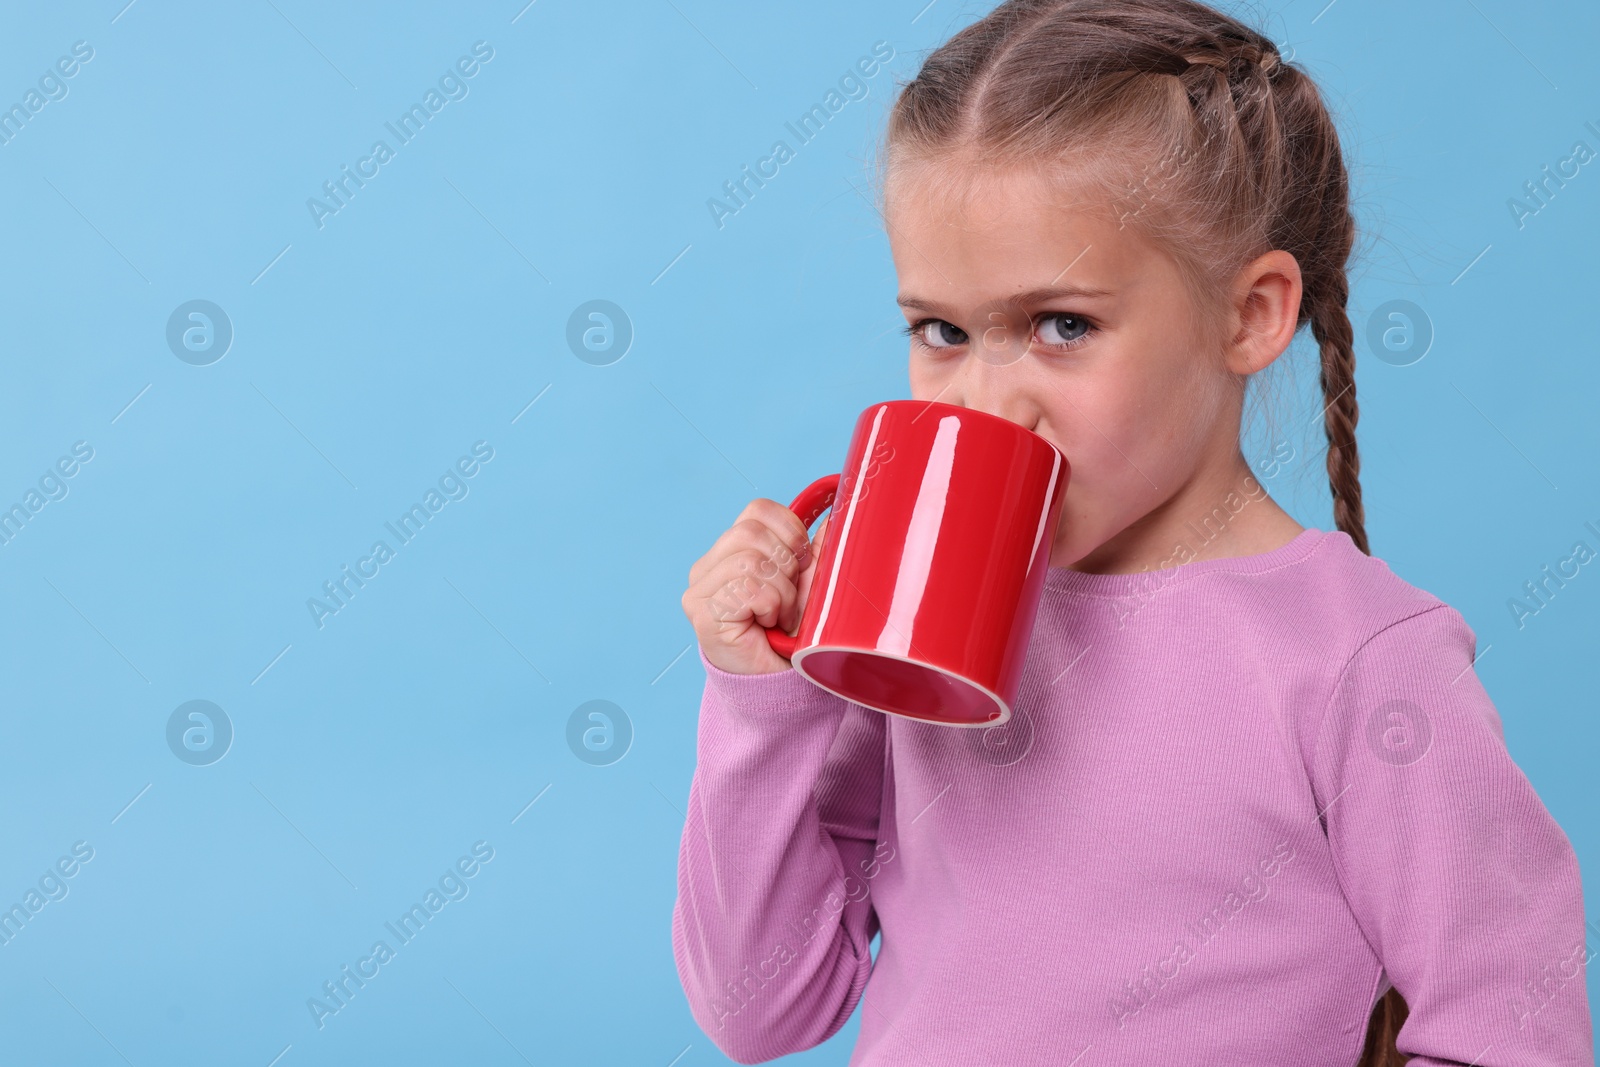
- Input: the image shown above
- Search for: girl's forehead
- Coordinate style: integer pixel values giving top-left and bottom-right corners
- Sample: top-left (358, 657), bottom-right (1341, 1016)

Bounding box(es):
top-left (884, 160), bottom-right (1134, 246)
top-left (883, 162), bottom-right (1166, 290)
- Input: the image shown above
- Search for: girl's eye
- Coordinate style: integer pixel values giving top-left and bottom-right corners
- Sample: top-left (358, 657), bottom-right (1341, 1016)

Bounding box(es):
top-left (905, 319), bottom-right (968, 349)
top-left (1036, 313), bottom-right (1091, 347)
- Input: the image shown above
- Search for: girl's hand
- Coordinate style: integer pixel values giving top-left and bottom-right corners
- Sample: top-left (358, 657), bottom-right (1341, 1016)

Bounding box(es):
top-left (682, 498), bottom-right (830, 675)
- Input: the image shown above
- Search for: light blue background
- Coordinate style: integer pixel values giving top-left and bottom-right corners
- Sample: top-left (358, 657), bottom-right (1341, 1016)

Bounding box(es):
top-left (0, 1), bottom-right (1594, 1063)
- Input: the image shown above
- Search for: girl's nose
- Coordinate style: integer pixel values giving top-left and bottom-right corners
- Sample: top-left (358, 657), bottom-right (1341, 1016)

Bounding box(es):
top-left (942, 358), bottom-right (1044, 435)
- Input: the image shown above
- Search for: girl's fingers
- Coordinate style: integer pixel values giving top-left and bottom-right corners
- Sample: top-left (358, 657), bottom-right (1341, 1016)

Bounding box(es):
top-left (689, 504), bottom-right (810, 588)
top-left (696, 549), bottom-right (801, 636)
top-left (680, 497), bottom-right (820, 675)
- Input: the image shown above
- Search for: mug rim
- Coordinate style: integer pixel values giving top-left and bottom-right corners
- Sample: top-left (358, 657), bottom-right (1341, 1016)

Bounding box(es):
top-left (871, 399), bottom-right (1067, 466)
top-left (791, 643), bottom-right (1014, 728)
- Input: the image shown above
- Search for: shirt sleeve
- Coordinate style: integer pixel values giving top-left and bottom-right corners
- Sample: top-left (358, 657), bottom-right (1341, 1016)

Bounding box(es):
top-left (671, 648), bottom-right (889, 1064)
top-left (1306, 604), bottom-right (1594, 1066)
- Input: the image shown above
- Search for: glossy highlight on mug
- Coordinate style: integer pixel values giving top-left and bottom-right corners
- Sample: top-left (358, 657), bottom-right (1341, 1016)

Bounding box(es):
top-left (764, 399), bottom-right (1068, 726)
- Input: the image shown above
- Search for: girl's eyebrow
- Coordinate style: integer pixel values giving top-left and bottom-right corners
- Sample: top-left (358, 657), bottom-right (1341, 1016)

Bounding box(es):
top-left (897, 284), bottom-right (1116, 312)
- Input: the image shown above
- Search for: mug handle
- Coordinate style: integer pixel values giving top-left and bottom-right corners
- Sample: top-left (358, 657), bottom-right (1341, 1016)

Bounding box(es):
top-left (763, 473), bottom-right (841, 660)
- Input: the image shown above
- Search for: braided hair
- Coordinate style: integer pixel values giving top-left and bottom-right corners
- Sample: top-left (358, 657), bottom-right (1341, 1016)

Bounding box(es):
top-left (881, 0), bottom-right (1371, 557)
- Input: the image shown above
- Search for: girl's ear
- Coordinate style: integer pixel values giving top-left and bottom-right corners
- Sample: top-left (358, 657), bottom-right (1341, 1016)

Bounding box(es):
top-left (1223, 249), bottom-right (1303, 376)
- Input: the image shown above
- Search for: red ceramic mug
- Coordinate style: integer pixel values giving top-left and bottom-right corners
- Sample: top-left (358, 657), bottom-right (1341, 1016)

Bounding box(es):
top-left (764, 399), bottom-right (1069, 727)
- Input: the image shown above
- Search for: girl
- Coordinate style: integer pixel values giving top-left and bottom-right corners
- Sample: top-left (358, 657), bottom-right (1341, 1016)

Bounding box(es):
top-left (673, 1), bottom-right (1593, 1064)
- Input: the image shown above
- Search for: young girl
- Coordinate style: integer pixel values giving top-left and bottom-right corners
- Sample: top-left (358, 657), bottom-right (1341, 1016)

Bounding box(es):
top-left (673, 1), bottom-right (1593, 1063)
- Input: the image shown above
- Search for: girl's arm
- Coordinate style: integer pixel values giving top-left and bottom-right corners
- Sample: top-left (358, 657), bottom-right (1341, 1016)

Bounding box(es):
top-left (672, 649), bottom-right (887, 1064)
top-left (1307, 604), bottom-right (1594, 1066)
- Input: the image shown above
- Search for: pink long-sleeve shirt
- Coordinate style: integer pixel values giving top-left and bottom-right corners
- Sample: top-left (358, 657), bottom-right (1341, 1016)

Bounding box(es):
top-left (671, 526), bottom-right (1594, 1065)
